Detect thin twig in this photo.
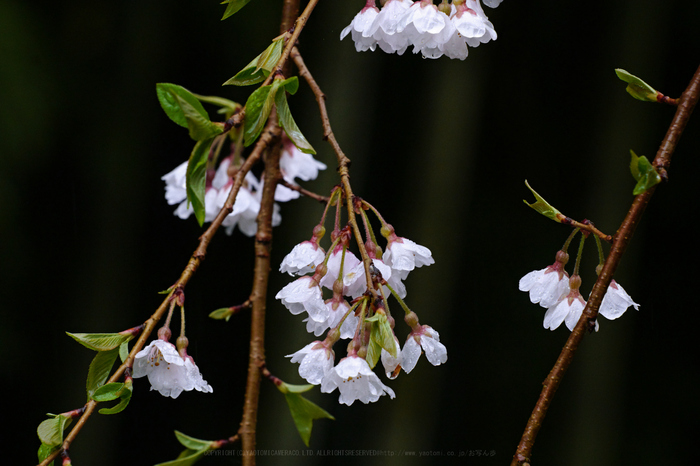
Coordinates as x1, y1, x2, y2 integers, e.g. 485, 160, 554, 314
279, 179, 329, 203
292, 47, 376, 295
511, 63, 700, 466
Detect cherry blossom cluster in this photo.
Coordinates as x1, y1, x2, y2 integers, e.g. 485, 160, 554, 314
519, 249, 640, 332
277, 196, 447, 405
133, 335, 212, 399
162, 135, 326, 236
341, 0, 502, 60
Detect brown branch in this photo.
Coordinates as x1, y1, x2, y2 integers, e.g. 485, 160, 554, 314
260, 0, 320, 88
291, 47, 376, 295
556, 215, 613, 243
279, 179, 329, 203
239, 114, 282, 466
511, 63, 700, 466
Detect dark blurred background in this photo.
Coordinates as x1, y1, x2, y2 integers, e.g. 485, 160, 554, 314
3, 0, 700, 464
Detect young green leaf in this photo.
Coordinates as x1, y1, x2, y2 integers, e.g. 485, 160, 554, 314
243, 84, 276, 146
279, 76, 299, 95
275, 90, 316, 154
223, 38, 283, 87
174, 431, 216, 450
66, 332, 133, 351
86, 347, 120, 400
208, 307, 233, 321
153, 431, 215, 466
156, 83, 223, 141
119, 341, 129, 363
615, 69, 659, 102
365, 337, 382, 369
156, 83, 209, 128
37, 414, 72, 447
98, 379, 133, 415
186, 137, 215, 226
283, 391, 334, 446
523, 180, 563, 223
221, 0, 255, 21
92, 382, 126, 402
38, 442, 58, 466
629, 150, 661, 195
154, 448, 210, 466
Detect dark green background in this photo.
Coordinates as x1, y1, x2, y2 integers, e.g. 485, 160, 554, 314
2, 0, 699, 464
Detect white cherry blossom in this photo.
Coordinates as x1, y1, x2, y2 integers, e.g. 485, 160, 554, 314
401, 325, 448, 374
598, 280, 639, 320
279, 241, 326, 276
519, 256, 570, 309
276, 276, 328, 322
132, 340, 212, 398
366, 0, 413, 54
320, 355, 396, 405
383, 237, 434, 273
340, 2, 381, 52
544, 289, 599, 332
286, 341, 335, 385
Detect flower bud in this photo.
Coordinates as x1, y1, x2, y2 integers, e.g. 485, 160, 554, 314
555, 250, 569, 266
569, 275, 582, 290
404, 311, 420, 329
176, 336, 189, 352
157, 327, 172, 341
312, 224, 326, 239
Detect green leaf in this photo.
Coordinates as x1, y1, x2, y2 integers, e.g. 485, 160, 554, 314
119, 341, 129, 363
223, 37, 283, 87
92, 382, 125, 402
523, 180, 562, 223
154, 448, 210, 466
98, 379, 133, 415
368, 313, 397, 358
158, 286, 175, 295
66, 332, 133, 351
283, 391, 334, 446
156, 83, 223, 141
86, 347, 120, 400
243, 84, 276, 146
156, 83, 209, 129
38, 443, 57, 466
153, 431, 215, 466
186, 138, 215, 226
281, 383, 314, 394
629, 150, 661, 195
223, 56, 269, 87
37, 414, 72, 447
615, 69, 659, 102
365, 337, 381, 369
174, 431, 215, 450
279, 76, 299, 95
208, 307, 232, 321
221, 0, 255, 20
275, 90, 316, 154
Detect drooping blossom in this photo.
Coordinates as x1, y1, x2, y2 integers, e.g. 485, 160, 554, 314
286, 341, 335, 385
320, 355, 396, 405
132, 340, 212, 398
598, 280, 639, 320
401, 325, 448, 373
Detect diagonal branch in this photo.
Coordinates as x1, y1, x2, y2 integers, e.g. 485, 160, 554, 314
291, 47, 376, 295
511, 63, 700, 466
